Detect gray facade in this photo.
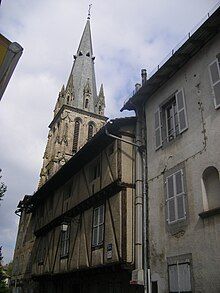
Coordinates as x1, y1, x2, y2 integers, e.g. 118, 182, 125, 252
122, 6, 220, 293
146, 31, 220, 292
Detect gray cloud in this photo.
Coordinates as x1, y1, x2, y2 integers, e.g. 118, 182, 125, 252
0, 0, 219, 263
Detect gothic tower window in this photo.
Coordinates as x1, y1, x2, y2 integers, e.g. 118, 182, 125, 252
99, 105, 102, 114
72, 120, 80, 154
85, 98, 89, 109
88, 123, 94, 140
67, 95, 70, 104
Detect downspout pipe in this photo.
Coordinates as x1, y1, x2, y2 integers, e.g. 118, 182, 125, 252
131, 106, 144, 285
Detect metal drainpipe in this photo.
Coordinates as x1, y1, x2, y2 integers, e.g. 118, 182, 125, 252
134, 106, 144, 278
141, 107, 150, 293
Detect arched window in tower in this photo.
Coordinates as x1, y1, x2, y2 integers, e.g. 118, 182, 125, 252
72, 120, 80, 154
88, 123, 94, 140
85, 99, 89, 109
202, 166, 220, 210
99, 105, 102, 114
67, 95, 70, 104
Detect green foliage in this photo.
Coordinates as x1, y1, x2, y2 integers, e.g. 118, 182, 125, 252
0, 266, 9, 293
0, 169, 7, 203
4, 263, 12, 278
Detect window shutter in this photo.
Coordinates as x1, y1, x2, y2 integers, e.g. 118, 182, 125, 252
209, 59, 220, 109
166, 175, 176, 223
154, 108, 162, 149
168, 265, 178, 292
175, 170, 186, 220
175, 89, 188, 133
178, 263, 191, 291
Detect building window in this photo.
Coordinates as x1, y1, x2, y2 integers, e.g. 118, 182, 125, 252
72, 120, 80, 154
155, 88, 188, 149
92, 205, 105, 247
168, 257, 192, 293
60, 225, 70, 258
99, 105, 102, 114
88, 123, 94, 140
165, 97, 179, 142
209, 57, 220, 109
202, 166, 220, 210
166, 169, 186, 224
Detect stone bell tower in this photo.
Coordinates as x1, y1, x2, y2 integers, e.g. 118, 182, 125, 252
39, 15, 107, 187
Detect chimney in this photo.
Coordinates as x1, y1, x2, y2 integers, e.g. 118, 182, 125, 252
141, 69, 147, 85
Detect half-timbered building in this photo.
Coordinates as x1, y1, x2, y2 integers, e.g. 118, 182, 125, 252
11, 12, 144, 293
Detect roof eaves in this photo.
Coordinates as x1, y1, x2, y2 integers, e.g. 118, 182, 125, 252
121, 5, 220, 111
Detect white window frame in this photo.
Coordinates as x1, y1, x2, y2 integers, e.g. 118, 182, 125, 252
165, 98, 179, 142
92, 205, 105, 247
155, 88, 187, 149
209, 58, 220, 109
166, 169, 186, 224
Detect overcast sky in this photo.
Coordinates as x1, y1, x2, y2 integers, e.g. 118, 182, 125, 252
0, 0, 219, 263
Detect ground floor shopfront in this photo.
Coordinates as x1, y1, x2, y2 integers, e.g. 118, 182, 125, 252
12, 266, 144, 293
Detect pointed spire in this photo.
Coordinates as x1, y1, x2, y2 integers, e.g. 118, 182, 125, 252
96, 84, 105, 115
87, 4, 92, 20
66, 15, 98, 113
99, 84, 104, 97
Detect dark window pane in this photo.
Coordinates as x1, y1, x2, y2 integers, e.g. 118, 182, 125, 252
92, 227, 98, 246
167, 176, 174, 198
93, 208, 99, 226
98, 224, 104, 244
168, 198, 175, 222
177, 194, 185, 219
175, 171, 183, 194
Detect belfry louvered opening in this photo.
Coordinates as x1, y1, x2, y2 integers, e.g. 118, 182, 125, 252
72, 120, 80, 154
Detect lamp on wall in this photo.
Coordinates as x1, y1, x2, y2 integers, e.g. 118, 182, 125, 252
61, 222, 68, 232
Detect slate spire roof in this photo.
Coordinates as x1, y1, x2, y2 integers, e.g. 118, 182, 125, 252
66, 18, 98, 113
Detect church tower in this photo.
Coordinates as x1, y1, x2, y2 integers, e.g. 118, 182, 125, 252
39, 15, 107, 187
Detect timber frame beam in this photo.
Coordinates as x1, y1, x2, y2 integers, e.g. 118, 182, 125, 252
34, 180, 134, 237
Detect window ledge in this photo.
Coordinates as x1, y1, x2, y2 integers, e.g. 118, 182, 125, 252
199, 207, 220, 219
92, 244, 103, 251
